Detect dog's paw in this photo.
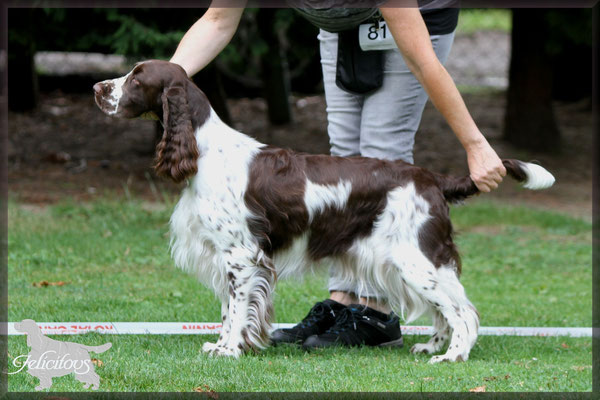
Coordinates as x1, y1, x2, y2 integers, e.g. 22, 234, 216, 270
207, 345, 242, 358
202, 341, 244, 357
202, 342, 219, 353
428, 351, 468, 364
410, 343, 436, 355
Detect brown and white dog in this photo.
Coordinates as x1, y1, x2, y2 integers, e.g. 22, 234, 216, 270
94, 60, 555, 362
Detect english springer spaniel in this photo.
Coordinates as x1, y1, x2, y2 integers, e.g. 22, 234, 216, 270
93, 60, 555, 362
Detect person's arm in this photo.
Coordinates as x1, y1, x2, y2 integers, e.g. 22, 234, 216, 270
170, 1, 247, 77
380, 5, 506, 192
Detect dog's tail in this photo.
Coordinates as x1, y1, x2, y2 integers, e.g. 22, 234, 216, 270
79, 342, 112, 353
436, 159, 555, 203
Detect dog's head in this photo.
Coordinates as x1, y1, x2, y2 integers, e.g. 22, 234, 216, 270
14, 319, 43, 349
94, 59, 188, 118
13, 319, 39, 334
93, 60, 211, 182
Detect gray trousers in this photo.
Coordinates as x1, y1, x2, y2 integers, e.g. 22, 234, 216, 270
319, 28, 455, 298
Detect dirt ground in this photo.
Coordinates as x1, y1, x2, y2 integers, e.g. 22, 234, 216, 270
7, 90, 593, 221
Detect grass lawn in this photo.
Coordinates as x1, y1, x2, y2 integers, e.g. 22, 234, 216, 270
456, 9, 512, 34
7, 196, 592, 392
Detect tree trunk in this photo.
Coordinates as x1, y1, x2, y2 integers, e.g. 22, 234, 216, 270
549, 9, 592, 102
504, 9, 560, 152
257, 9, 293, 125
193, 63, 231, 125
8, 9, 38, 112
551, 41, 591, 102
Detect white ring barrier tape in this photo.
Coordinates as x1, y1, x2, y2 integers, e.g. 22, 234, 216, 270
5, 322, 593, 337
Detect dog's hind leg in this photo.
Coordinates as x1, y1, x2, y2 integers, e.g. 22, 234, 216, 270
390, 247, 479, 363
426, 267, 479, 363
75, 371, 100, 390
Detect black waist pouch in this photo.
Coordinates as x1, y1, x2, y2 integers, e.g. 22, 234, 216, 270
335, 27, 384, 95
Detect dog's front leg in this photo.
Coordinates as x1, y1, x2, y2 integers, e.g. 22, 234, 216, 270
205, 250, 275, 358
29, 369, 52, 391
202, 299, 231, 354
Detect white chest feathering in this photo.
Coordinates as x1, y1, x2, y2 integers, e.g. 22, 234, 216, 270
167, 110, 263, 290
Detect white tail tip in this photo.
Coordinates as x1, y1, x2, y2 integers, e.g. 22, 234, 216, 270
521, 162, 555, 190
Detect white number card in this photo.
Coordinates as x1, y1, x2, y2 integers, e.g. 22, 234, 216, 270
358, 21, 398, 51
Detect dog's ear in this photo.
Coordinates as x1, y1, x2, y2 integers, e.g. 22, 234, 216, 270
26, 325, 43, 349
154, 86, 199, 183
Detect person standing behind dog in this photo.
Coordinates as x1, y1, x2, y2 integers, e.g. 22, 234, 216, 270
170, 0, 507, 349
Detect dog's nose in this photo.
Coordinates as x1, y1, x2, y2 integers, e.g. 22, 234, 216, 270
93, 82, 103, 95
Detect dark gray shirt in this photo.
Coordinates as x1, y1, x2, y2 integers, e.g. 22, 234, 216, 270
291, 0, 459, 34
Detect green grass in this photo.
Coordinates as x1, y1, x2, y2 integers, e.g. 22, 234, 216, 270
7, 197, 592, 392
457, 9, 512, 34
7, 334, 592, 392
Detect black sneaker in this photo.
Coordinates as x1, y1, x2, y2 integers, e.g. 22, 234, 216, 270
271, 299, 347, 345
302, 304, 403, 349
